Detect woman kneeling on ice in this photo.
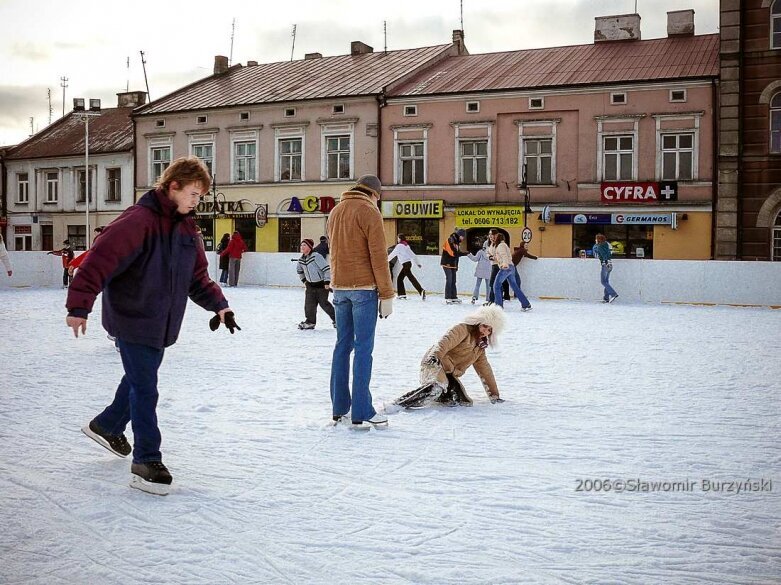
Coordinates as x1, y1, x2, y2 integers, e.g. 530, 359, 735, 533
393, 305, 506, 409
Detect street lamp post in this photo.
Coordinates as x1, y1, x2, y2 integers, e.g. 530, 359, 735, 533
211, 177, 226, 252
73, 98, 101, 249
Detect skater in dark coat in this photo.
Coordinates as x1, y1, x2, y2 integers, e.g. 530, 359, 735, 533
393, 305, 506, 409
48, 240, 75, 287
296, 238, 335, 329
215, 233, 230, 284
441, 229, 466, 303
66, 156, 239, 495
313, 235, 329, 257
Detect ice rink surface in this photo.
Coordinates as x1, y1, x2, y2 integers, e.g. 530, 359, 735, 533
1, 286, 779, 584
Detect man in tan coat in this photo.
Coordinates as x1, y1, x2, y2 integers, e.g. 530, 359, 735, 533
327, 175, 395, 428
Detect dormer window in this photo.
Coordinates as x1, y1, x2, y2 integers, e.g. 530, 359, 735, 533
529, 97, 544, 110
403, 105, 418, 117
196, 115, 208, 124
240, 111, 250, 121
155, 119, 165, 128
669, 89, 687, 103
332, 104, 345, 114
284, 107, 296, 118
611, 92, 627, 105
466, 101, 480, 113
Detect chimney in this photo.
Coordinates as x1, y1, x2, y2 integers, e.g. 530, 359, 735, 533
452, 29, 466, 54
305, 52, 323, 60
350, 41, 373, 55
214, 55, 229, 75
667, 9, 695, 37
594, 13, 641, 42
116, 91, 147, 108
247, 60, 258, 66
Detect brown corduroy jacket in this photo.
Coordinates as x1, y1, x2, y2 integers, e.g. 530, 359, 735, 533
327, 190, 394, 300
426, 323, 499, 398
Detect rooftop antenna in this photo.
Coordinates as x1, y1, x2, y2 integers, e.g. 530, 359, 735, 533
47, 88, 53, 125
29, 117, 34, 136
384, 21, 387, 54
140, 51, 151, 101
59, 76, 68, 117
634, 0, 638, 12
229, 18, 236, 65
126, 56, 130, 92
460, 0, 464, 32
290, 24, 297, 61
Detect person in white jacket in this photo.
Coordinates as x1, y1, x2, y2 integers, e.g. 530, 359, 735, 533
0, 234, 12, 277
387, 234, 426, 300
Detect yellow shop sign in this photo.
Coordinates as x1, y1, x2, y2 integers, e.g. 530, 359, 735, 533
381, 200, 444, 219
455, 206, 524, 228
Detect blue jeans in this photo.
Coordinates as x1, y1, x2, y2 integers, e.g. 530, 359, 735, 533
443, 267, 458, 300
493, 267, 531, 308
330, 290, 379, 422
472, 277, 489, 300
600, 263, 618, 301
94, 339, 165, 464
219, 268, 229, 283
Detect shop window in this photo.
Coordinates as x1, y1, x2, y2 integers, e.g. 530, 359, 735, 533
603, 135, 634, 181
773, 210, 781, 261
772, 0, 781, 49
278, 217, 301, 252
396, 218, 440, 255
572, 224, 653, 259
235, 218, 256, 252
68, 224, 87, 251
661, 133, 694, 180
464, 228, 510, 255
459, 140, 488, 184
41, 225, 53, 251
15, 234, 32, 250
195, 218, 214, 251
398, 142, 425, 185
523, 138, 553, 184
771, 93, 781, 153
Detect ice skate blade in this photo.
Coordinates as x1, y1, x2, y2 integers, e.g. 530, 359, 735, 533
130, 474, 171, 496
350, 421, 389, 431
81, 424, 127, 458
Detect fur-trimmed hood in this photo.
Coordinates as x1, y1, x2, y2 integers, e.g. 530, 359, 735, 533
461, 305, 505, 345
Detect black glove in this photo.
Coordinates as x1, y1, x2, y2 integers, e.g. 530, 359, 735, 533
209, 311, 242, 334
425, 355, 441, 366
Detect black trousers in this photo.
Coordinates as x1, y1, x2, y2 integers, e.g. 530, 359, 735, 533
443, 267, 458, 300
397, 261, 423, 296
395, 373, 471, 408
487, 264, 510, 303
304, 285, 335, 325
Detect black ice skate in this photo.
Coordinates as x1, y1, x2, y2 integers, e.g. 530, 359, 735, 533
81, 419, 131, 457
297, 321, 315, 330
130, 461, 172, 496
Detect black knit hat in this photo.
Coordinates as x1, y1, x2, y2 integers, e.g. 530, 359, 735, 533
301, 238, 315, 251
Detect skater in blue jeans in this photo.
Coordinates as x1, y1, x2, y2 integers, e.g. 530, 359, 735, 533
327, 175, 395, 429
491, 234, 532, 310
592, 233, 618, 303
66, 157, 239, 495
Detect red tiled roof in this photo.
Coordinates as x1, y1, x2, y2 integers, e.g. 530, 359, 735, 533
137, 45, 453, 115
6, 107, 134, 160
389, 35, 719, 96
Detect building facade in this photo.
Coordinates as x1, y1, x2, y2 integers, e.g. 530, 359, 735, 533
3, 92, 144, 251
717, 0, 781, 260
379, 11, 718, 260
133, 39, 465, 251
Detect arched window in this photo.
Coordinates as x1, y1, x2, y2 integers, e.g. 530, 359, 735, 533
773, 0, 781, 49
773, 210, 781, 261
772, 93, 781, 152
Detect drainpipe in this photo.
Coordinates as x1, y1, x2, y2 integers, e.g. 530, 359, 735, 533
377, 87, 386, 184
132, 116, 138, 202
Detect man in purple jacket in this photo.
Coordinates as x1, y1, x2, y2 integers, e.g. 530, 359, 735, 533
66, 157, 238, 495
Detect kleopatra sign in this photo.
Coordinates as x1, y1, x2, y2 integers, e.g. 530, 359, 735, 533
455, 206, 524, 228
600, 181, 678, 203
381, 200, 443, 219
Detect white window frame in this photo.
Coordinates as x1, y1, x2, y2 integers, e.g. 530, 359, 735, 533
45, 170, 59, 203
320, 123, 354, 181
403, 105, 418, 117
397, 141, 426, 185
517, 119, 559, 186
458, 140, 489, 184
17, 172, 29, 204
602, 135, 635, 181
148, 137, 173, 185
669, 89, 687, 103
771, 94, 781, 153
196, 114, 208, 124
274, 126, 306, 182
332, 104, 345, 115
189, 133, 216, 178
660, 133, 695, 181
772, 0, 781, 50
284, 107, 296, 118
653, 113, 701, 180
229, 129, 259, 183
392, 126, 429, 185
611, 92, 627, 105
155, 119, 166, 128
529, 97, 545, 110
466, 101, 480, 113
453, 123, 492, 185
596, 116, 641, 181
240, 111, 250, 121
106, 168, 121, 202
76, 168, 94, 203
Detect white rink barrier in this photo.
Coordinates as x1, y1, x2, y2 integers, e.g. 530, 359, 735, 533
3, 251, 780, 307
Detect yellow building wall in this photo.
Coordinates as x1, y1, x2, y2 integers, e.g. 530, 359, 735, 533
255, 218, 278, 252
653, 212, 712, 260
214, 218, 233, 242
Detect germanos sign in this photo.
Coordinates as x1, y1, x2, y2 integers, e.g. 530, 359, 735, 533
601, 182, 677, 203
381, 200, 443, 219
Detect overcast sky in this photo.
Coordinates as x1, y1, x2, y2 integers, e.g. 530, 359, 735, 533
0, 0, 719, 147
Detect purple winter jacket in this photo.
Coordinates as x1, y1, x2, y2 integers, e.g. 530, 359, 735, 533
66, 189, 228, 348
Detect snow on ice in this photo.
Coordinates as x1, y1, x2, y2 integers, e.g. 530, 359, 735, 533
0, 286, 779, 584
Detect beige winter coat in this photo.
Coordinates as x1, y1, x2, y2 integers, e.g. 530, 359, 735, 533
423, 323, 499, 399
327, 190, 394, 300
494, 242, 513, 269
